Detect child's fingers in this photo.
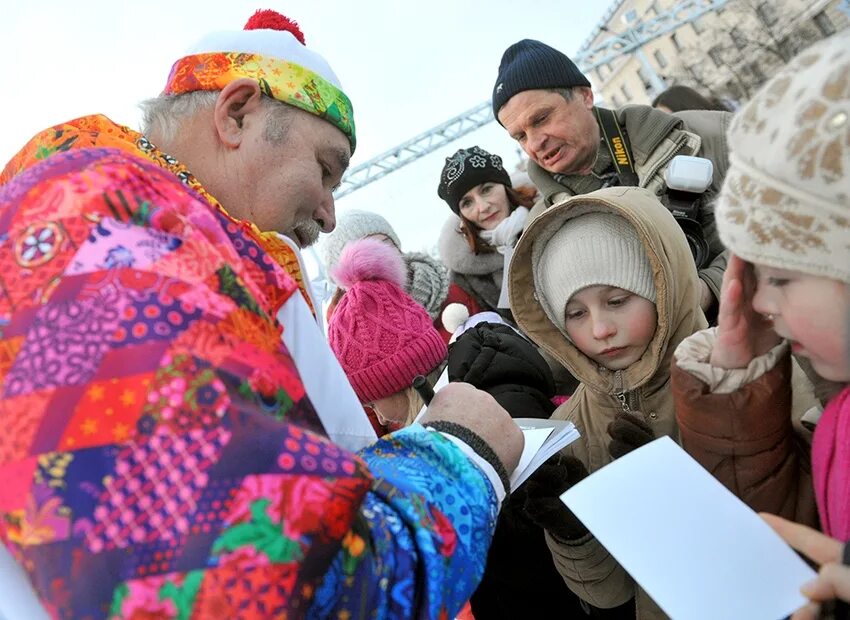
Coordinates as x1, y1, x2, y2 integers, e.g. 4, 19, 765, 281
726, 253, 746, 279
724, 254, 748, 291
790, 601, 820, 620
718, 277, 743, 330
761, 513, 843, 565
801, 563, 850, 602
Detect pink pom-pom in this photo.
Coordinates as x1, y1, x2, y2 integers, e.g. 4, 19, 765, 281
244, 10, 306, 45
331, 238, 407, 290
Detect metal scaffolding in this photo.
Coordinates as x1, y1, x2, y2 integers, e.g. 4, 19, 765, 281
335, 0, 729, 199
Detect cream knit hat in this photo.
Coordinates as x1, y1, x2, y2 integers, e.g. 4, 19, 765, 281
532, 212, 656, 334
716, 30, 850, 283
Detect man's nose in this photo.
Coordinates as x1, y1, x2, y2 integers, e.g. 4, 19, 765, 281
528, 130, 547, 158
316, 195, 336, 233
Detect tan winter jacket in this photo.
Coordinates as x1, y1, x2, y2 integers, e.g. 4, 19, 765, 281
528, 105, 731, 303
509, 186, 708, 619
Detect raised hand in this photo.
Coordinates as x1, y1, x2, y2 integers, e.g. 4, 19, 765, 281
710, 254, 782, 369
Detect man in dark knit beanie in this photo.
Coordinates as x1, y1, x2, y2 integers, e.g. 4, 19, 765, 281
492, 38, 732, 318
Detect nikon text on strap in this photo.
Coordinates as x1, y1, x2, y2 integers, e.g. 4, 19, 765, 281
595, 108, 639, 187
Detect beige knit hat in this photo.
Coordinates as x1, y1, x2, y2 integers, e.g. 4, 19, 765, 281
532, 212, 656, 335
716, 30, 850, 284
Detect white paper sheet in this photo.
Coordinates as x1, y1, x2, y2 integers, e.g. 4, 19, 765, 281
561, 437, 815, 620
511, 427, 553, 486
511, 419, 581, 489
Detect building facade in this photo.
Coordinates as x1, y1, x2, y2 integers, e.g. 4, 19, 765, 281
578, 0, 849, 109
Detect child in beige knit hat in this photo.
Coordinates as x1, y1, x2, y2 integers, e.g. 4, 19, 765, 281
508, 185, 707, 617
670, 30, 850, 616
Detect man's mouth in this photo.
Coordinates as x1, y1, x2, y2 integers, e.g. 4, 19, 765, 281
541, 146, 564, 166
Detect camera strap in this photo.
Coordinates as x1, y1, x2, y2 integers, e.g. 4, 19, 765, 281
595, 108, 639, 187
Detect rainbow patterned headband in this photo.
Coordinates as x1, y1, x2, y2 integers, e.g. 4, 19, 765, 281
163, 52, 356, 151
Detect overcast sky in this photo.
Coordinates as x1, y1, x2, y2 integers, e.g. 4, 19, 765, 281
1, 1, 611, 254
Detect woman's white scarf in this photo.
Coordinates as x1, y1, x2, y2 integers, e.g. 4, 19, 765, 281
478, 207, 530, 309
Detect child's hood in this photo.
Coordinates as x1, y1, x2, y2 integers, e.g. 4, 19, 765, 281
509, 186, 708, 396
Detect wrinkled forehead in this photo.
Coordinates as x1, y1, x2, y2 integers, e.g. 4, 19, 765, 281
499, 89, 567, 132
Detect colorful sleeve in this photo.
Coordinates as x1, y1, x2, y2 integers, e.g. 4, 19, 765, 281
310, 425, 499, 619
0, 147, 377, 619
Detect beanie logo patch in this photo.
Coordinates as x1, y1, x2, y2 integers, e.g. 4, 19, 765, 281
444, 152, 466, 185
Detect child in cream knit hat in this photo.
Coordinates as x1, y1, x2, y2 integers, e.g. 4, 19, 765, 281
508, 185, 707, 618
670, 30, 850, 615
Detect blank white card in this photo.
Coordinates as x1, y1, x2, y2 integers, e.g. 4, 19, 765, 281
562, 437, 816, 620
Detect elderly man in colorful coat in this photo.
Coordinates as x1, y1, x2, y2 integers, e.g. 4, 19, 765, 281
0, 10, 523, 619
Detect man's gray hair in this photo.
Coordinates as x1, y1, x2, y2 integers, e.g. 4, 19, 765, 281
139, 91, 219, 142
139, 91, 295, 144
547, 87, 576, 103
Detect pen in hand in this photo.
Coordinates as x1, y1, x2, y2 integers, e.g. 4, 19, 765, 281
412, 375, 435, 406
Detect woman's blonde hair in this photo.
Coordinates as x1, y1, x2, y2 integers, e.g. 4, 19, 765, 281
400, 363, 446, 427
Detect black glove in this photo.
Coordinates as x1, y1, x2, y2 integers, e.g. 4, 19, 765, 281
607, 412, 654, 460
522, 455, 589, 540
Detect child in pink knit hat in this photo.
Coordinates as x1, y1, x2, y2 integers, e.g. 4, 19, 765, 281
328, 238, 448, 430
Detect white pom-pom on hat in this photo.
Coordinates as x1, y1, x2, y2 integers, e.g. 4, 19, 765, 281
441, 303, 470, 333
182, 9, 343, 89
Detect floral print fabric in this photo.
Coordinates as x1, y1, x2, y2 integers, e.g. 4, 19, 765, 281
0, 118, 498, 619
0, 114, 315, 316
164, 52, 356, 151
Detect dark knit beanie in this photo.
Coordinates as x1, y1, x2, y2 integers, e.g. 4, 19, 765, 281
437, 146, 512, 214
492, 39, 591, 121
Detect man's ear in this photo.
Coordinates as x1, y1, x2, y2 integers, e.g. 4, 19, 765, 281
578, 86, 594, 109
213, 78, 265, 148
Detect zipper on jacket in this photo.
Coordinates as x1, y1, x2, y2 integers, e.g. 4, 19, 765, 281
614, 371, 641, 414
614, 371, 631, 413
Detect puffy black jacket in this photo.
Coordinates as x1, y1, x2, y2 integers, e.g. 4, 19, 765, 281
448, 323, 586, 618
449, 323, 556, 420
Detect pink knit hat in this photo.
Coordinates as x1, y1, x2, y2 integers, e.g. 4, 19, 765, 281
328, 238, 447, 403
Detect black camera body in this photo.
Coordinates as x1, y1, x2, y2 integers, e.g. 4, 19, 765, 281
663, 156, 714, 269
663, 189, 711, 269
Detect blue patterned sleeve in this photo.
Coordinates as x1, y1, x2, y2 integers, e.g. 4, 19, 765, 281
309, 424, 499, 619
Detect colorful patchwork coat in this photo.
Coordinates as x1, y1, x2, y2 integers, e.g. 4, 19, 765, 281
0, 116, 498, 619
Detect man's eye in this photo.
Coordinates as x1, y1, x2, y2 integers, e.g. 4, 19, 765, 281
533, 114, 547, 126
